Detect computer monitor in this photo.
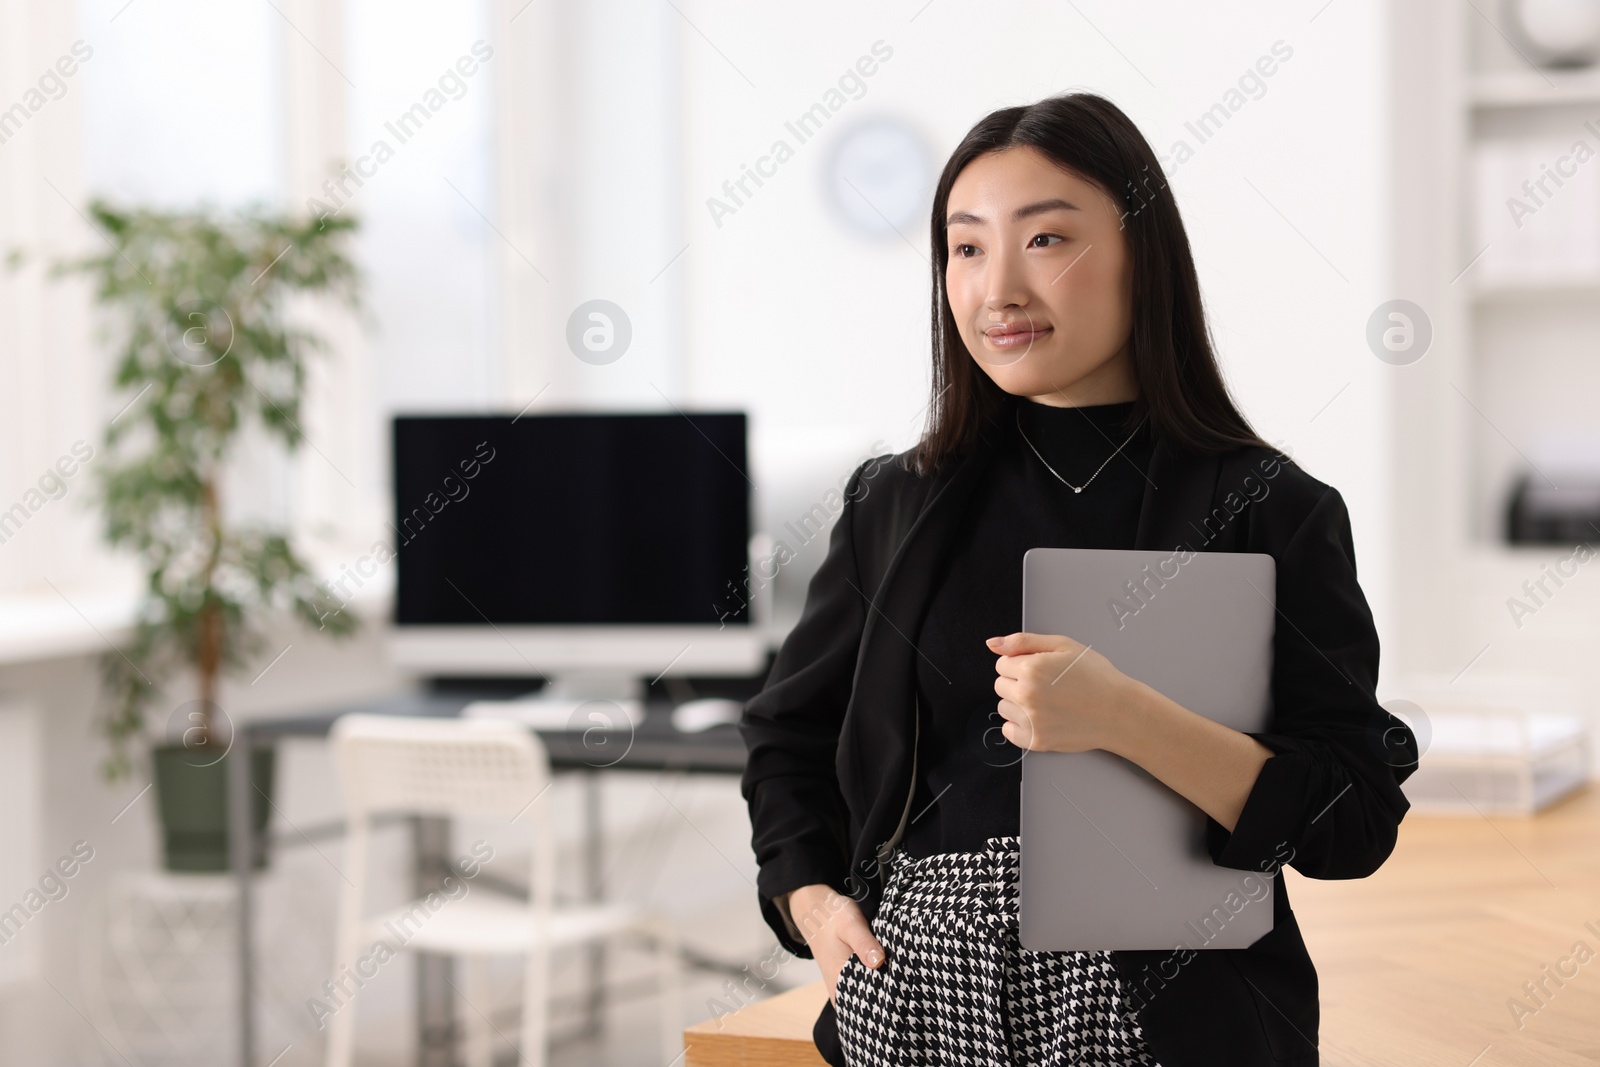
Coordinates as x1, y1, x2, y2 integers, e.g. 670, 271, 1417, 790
387, 412, 766, 688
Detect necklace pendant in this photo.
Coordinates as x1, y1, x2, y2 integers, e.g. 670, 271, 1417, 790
1014, 407, 1147, 499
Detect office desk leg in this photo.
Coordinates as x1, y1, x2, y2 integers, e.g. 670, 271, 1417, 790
414, 816, 455, 1067
229, 737, 256, 1067
581, 768, 605, 1039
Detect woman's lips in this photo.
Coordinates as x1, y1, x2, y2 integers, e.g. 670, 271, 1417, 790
984, 325, 1052, 348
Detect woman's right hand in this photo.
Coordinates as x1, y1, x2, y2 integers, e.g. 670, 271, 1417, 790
785, 883, 887, 1005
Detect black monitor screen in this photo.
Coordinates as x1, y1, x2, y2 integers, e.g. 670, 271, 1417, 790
393, 413, 749, 626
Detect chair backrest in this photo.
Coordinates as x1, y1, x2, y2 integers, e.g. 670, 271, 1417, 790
331, 714, 551, 820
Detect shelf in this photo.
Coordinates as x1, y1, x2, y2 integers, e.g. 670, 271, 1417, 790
1455, 544, 1599, 601
1470, 68, 1600, 108
1464, 543, 1596, 567
1469, 274, 1600, 301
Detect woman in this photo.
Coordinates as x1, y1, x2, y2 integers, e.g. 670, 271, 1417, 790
739, 92, 1416, 1067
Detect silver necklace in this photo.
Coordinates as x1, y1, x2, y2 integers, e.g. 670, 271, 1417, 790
1014, 406, 1146, 494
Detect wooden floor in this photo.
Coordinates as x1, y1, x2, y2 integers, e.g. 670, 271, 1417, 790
1288, 782, 1600, 1066
685, 784, 1600, 1066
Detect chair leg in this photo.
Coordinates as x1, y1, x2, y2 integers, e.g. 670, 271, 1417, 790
462, 956, 494, 1067
520, 945, 550, 1067
654, 919, 682, 1066
324, 829, 371, 1067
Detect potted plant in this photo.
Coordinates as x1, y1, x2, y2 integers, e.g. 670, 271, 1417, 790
55, 201, 363, 871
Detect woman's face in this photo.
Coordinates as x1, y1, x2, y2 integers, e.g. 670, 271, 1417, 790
944, 146, 1136, 407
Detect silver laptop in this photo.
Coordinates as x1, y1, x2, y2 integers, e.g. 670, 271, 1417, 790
1018, 547, 1277, 951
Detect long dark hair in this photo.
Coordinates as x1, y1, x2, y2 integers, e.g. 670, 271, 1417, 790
915, 92, 1268, 474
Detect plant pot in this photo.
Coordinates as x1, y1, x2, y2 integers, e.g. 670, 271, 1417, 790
151, 744, 275, 873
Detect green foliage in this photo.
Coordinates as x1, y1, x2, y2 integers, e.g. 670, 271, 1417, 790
53, 201, 365, 780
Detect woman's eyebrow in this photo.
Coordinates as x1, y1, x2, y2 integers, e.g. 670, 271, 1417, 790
947, 198, 1082, 227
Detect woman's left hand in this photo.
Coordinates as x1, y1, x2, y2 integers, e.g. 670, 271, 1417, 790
987, 631, 1141, 754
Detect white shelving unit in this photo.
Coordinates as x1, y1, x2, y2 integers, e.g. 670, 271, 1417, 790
1381, 673, 1590, 814
1469, 69, 1600, 108
1387, 2, 1600, 781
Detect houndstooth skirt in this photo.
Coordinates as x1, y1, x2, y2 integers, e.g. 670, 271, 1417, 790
831, 835, 1164, 1067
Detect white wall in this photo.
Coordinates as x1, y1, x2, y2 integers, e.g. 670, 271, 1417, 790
345, 0, 498, 416
22, 0, 1399, 634
678, 0, 1394, 638
9, 1, 1398, 612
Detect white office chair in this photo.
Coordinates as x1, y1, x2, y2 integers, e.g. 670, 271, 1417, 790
324, 714, 681, 1067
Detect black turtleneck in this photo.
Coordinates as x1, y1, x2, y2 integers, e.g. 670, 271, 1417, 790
900, 398, 1154, 860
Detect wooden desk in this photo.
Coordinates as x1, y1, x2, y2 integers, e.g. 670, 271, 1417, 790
683, 783, 1600, 1066
231, 687, 750, 1067
683, 981, 830, 1067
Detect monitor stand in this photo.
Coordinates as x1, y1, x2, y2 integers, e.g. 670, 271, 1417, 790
460, 671, 646, 731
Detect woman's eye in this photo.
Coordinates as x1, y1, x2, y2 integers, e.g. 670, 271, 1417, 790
1030, 233, 1065, 248
953, 243, 979, 258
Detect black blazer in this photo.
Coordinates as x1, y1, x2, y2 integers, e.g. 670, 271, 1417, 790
739, 427, 1417, 1067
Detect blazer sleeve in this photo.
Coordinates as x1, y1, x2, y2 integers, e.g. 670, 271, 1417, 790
1205, 484, 1417, 880
739, 461, 875, 958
